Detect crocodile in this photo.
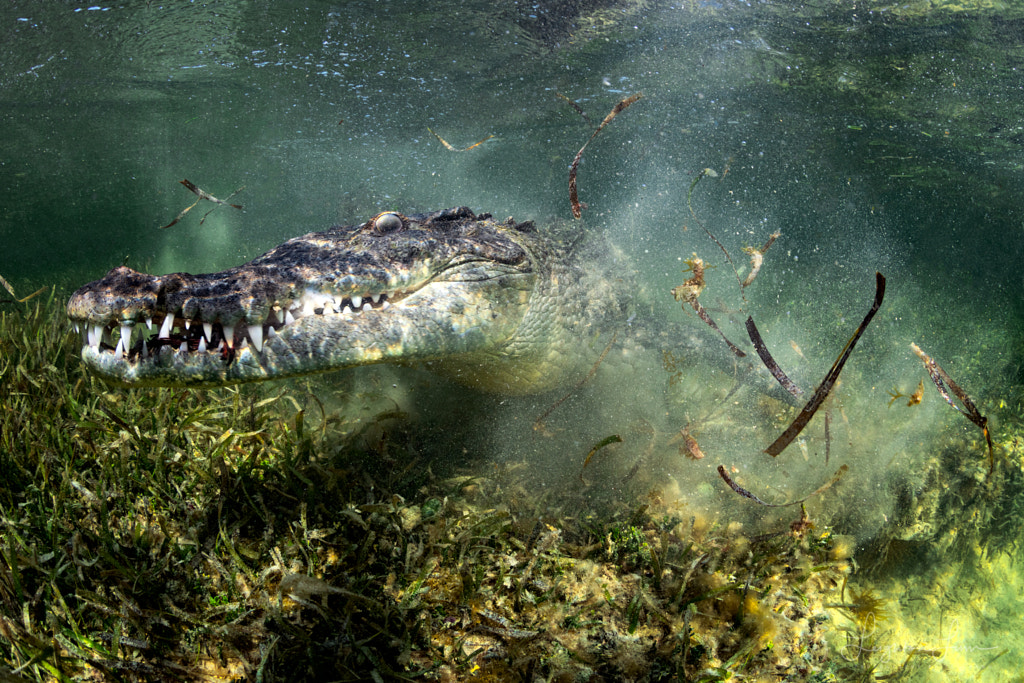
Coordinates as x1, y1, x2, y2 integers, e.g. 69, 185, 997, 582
66, 207, 629, 393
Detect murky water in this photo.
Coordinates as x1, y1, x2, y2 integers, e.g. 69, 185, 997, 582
2, 1, 1023, 679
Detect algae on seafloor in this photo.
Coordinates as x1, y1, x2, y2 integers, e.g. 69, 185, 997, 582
1, 296, 1024, 681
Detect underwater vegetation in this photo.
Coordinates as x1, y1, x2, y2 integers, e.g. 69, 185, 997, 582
1, 293, 1023, 681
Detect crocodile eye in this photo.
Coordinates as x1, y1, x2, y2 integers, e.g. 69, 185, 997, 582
373, 212, 404, 234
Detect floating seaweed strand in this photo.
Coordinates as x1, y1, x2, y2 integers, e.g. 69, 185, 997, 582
717, 464, 849, 507
160, 179, 245, 230
910, 342, 994, 473
745, 316, 803, 398
764, 272, 886, 457
427, 127, 494, 152
569, 93, 642, 219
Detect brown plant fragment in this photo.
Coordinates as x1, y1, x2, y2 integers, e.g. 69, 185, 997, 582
672, 255, 746, 358
717, 464, 848, 508
579, 434, 623, 482
741, 231, 781, 288
569, 93, 642, 218
745, 316, 803, 397
427, 127, 494, 152
160, 179, 244, 229
764, 272, 886, 457
910, 342, 994, 471
555, 92, 591, 123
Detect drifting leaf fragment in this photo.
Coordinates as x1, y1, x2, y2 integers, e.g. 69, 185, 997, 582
160, 179, 245, 229
0, 274, 48, 305
672, 255, 746, 358
764, 273, 886, 457
569, 92, 642, 218
741, 231, 781, 288
910, 342, 993, 468
427, 127, 494, 152
555, 92, 591, 123
0, 273, 14, 298
717, 464, 849, 507
580, 434, 623, 481
745, 317, 803, 397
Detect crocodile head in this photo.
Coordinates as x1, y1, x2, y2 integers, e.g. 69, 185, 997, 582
66, 207, 591, 393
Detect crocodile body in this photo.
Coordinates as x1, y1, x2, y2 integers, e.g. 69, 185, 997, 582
67, 208, 629, 393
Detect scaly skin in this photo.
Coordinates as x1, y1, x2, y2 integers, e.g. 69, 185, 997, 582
67, 207, 628, 393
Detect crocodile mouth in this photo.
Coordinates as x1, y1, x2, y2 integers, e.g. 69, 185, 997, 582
74, 287, 410, 365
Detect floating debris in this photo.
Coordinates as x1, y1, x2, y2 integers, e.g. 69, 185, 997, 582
569, 92, 642, 218
671, 255, 746, 358
741, 231, 781, 288
718, 464, 849, 507
555, 91, 591, 123
669, 426, 705, 460
888, 379, 925, 408
764, 273, 886, 457
745, 316, 803, 397
580, 434, 623, 481
160, 178, 245, 229
426, 127, 494, 151
0, 272, 47, 304
910, 342, 993, 469
0, 273, 14, 299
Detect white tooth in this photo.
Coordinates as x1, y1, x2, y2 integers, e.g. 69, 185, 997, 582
302, 299, 318, 317
184, 320, 191, 330
284, 310, 296, 325
248, 325, 263, 352
371, 293, 381, 304
114, 337, 125, 356
362, 302, 373, 312
239, 338, 248, 350
120, 324, 133, 350
142, 339, 148, 357
267, 326, 277, 338
203, 322, 213, 341
73, 323, 80, 334
159, 315, 174, 339
342, 305, 353, 315
198, 336, 207, 353
179, 342, 187, 352
382, 301, 391, 310
351, 295, 362, 308
223, 325, 235, 348
145, 317, 153, 330
89, 325, 102, 348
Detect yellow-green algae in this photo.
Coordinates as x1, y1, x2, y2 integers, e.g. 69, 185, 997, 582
1, 296, 1022, 682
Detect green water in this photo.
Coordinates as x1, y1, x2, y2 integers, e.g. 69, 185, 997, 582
2, 1, 1023, 679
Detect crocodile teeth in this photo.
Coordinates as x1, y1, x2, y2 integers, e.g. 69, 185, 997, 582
198, 336, 207, 353
362, 302, 373, 312
351, 295, 362, 309
223, 325, 235, 349
145, 317, 153, 330
89, 325, 102, 348
284, 310, 296, 325
203, 322, 213, 342
114, 336, 126, 357
159, 315, 174, 339
248, 325, 263, 352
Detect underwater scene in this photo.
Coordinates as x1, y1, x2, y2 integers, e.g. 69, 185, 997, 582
2, 1, 1023, 681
